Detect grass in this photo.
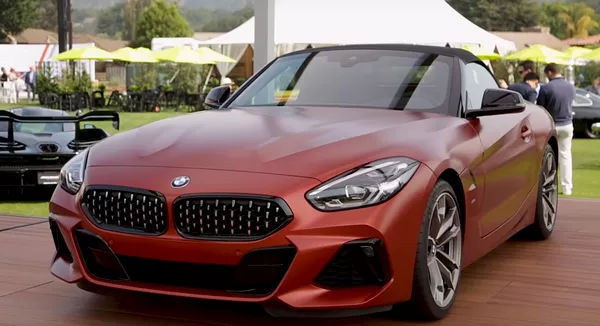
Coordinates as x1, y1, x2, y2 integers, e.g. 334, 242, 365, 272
1, 100, 600, 217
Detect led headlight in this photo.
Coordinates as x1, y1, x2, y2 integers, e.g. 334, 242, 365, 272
306, 157, 420, 211
59, 148, 90, 195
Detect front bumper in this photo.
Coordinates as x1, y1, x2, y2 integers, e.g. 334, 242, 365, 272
49, 165, 436, 313
0, 166, 61, 187
0, 154, 72, 187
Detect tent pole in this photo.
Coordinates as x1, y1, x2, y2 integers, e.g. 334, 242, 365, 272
253, 0, 275, 73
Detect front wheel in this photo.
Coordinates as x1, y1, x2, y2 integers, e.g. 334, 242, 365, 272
400, 180, 463, 320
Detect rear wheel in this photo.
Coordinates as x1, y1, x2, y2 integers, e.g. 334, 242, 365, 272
584, 121, 600, 139
523, 143, 558, 240
401, 180, 462, 320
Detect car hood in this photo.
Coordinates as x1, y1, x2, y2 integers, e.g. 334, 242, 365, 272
88, 106, 454, 181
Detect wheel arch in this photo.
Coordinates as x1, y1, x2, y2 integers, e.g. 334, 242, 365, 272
547, 136, 558, 165
438, 168, 466, 234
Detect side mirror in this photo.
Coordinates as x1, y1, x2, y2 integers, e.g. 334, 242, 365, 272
204, 86, 231, 109
465, 88, 526, 118
83, 124, 96, 129
75, 109, 83, 117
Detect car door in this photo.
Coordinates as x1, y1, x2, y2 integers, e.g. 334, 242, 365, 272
463, 63, 539, 237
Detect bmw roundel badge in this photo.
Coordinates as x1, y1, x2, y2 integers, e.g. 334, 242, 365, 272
171, 176, 190, 188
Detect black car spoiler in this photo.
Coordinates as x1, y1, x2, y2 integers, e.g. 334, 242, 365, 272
0, 110, 120, 149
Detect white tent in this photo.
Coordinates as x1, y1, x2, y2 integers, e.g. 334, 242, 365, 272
200, 0, 516, 77
0, 43, 96, 80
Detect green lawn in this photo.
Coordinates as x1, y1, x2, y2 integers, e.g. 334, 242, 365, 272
1, 101, 600, 217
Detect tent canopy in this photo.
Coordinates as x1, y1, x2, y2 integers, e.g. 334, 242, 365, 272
200, 0, 515, 54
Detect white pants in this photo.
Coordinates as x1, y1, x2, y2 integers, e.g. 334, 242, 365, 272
555, 123, 574, 193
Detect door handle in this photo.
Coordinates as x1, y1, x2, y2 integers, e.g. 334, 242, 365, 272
521, 125, 532, 142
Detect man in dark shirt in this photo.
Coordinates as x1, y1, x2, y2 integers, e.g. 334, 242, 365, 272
508, 60, 538, 102
0, 67, 7, 82
536, 63, 576, 195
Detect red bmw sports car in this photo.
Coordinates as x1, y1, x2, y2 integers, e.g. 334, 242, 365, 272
49, 44, 559, 320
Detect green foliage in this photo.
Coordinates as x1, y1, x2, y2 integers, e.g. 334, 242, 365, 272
96, 3, 126, 38
32, 0, 58, 31
0, 0, 39, 39
123, 0, 153, 41
36, 65, 60, 98
201, 6, 254, 32
131, 0, 193, 48
36, 63, 92, 97
448, 0, 540, 32
575, 61, 600, 86
539, 3, 570, 39
450, 0, 600, 39
156, 63, 210, 94
129, 64, 158, 90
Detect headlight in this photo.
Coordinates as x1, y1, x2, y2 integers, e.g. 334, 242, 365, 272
59, 148, 90, 195
306, 157, 420, 211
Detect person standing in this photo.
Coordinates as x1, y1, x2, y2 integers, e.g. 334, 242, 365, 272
536, 63, 576, 195
508, 60, 538, 102
25, 66, 37, 101
0, 67, 7, 82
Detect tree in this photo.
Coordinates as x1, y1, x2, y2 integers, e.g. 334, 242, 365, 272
0, 0, 39, 42
96, 3, 126, 38
124, 0, 153, 41
539, 3, 570, 39
32, 0, 58, 31
201, 6, 253, 32
557, 2, 599, 38
539, 2, 599, 39
448, 0, 541, 32
131, 0, 193, 48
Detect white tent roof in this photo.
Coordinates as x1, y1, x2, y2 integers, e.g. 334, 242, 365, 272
201, 0, 516, 54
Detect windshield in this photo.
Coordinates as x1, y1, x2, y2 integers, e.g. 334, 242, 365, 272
229, 49, 454, 113
0, 122, 75, 133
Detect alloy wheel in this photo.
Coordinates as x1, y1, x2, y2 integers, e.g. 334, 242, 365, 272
426, 192, 462, 308
541, 151, 558, 231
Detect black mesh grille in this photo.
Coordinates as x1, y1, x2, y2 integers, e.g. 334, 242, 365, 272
316, 248, 368, 287
173, 195, 293, 240
316, 239, 391, 288
81, 187, 167, 235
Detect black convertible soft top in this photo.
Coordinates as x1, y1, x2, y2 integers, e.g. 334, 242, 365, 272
279, 44, 483, 64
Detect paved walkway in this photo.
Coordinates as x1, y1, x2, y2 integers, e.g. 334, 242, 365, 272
1, 198, 600, 325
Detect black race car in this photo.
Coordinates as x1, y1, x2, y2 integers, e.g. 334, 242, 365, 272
574, 88, 600, 139
0, 107, 119, 191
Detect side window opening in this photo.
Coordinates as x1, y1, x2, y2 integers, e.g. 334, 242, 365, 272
464, 63, 499, 110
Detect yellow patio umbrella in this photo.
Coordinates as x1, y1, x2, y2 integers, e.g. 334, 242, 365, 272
135, 47, 156, 56
503, 44, 570, 65
564, 46, 592, 59
196, 47, 236, 63
154, 46, 215, 65
461, 45, 501, 60
576, 47, 600, 61
52, 45, 117, 61
111, 47, 158, 63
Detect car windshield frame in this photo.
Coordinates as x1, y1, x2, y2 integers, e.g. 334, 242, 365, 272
227, 48, 457, 115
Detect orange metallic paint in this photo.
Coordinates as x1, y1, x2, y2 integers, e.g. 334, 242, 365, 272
49, 102, 555, 312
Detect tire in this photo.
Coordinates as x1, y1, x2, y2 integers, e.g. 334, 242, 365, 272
523, 143, 559, 240
584, 122, 600, 139
399, 180, 463, 320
